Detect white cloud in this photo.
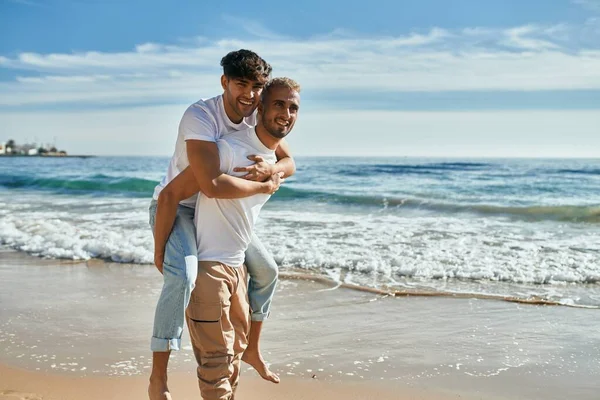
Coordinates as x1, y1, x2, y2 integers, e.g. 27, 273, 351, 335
502, 25, 560, 50
135, 43, 164, 53
1, 21, 600, 107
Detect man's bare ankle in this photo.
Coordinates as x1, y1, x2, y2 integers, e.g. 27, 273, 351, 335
149, 374, 168, 384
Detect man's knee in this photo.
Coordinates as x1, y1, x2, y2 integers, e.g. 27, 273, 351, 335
249, 261, 278, 289
163, 255, 198, 290
265, 262, 279, 284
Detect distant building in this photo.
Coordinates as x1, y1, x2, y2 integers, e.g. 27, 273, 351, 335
0, 140, 69, 156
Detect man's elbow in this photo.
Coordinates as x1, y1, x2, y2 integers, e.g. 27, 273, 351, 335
285, 159, 296, 177
200, 181, 218, 199
202, 190, 215, 199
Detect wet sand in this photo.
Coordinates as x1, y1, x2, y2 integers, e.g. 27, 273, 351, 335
1, 363, 432, 400
1, 249, 599, 399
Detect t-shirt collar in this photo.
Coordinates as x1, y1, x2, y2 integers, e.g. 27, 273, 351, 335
249, 127, 276, 155
219, 95, 255, 130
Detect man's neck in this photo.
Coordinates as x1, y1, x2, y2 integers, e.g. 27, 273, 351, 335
254, 124, 280, 150
222, 94, 243, 124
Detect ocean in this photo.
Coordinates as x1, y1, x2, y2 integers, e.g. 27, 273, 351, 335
1, 156, 599, 307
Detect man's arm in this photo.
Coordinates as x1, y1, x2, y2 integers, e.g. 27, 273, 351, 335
180, 105, 279, 198
186, 140, 280, 199
234, 138, 296, 181
153, 165, 283, 271
273, 139, 296, 177
153, 168, 199, 272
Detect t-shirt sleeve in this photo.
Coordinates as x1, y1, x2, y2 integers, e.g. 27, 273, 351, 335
179, 105, 219, 142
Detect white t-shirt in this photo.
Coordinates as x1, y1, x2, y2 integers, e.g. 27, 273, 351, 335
153, 95, 257, 208
195, 127, 277, 267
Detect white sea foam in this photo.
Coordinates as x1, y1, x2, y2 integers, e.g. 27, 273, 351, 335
0, 194, 153, 263
1, 191, 599, 305
256, 206, 600, 285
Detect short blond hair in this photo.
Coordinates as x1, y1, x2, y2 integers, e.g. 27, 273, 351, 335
261, 77, 301, 102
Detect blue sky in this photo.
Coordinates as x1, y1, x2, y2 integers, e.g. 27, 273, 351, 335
1, 0, 599, 157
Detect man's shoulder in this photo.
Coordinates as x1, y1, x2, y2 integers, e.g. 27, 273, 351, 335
191, 94, 221, 109
185, 95, 222, 116
181, 95, 223, 128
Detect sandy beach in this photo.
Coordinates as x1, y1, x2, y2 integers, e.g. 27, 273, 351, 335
1, 248, 599, 400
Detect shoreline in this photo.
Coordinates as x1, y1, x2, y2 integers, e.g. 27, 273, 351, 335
2, 246, 598, 309
1, 249, 599, 399
279, 271, 599, 308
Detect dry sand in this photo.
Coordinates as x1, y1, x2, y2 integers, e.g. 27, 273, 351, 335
1, 249, 599, 399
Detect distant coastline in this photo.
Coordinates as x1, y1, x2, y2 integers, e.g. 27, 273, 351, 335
0, 154, 95, 159
1, 139, 79, 157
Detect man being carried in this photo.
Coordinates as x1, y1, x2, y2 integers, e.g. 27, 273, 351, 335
149, 50, 293, 400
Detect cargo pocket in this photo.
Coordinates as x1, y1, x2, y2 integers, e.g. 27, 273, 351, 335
187, 302, 228, 358
188, 302, 222, 323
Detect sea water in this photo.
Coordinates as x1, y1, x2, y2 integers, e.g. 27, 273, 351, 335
1, 156, 599, 306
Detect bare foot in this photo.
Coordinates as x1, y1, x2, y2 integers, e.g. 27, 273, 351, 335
242, 348, 280, 383
148, 377, 172, 400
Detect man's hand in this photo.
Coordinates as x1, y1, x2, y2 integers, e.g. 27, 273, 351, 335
264, 172, 285, 195
234, 155, 274, 181
154, 251, 165, 274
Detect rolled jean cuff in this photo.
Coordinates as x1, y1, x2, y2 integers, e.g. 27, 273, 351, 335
250, 311, 270, 322
151, 337, 181, 352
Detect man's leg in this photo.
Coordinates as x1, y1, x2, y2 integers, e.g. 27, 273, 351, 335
187, 261, 245, 400
230, 264, 251, 398
148, 201, 198, 400
242, 233, 279, 383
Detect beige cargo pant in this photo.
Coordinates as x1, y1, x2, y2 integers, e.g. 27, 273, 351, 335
186, 261, 250, 400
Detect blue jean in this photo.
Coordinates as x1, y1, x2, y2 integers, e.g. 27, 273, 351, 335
148, 199, 278, 352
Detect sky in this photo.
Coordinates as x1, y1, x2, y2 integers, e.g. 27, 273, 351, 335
1, 0, 599, 157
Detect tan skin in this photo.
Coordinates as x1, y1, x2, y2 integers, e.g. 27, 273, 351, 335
149, 80, 297, 400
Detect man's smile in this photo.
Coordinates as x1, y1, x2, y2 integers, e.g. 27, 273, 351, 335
275, 118, 289, 127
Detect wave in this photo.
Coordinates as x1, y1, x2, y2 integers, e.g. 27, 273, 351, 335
1, 195, 599, 308
273, 187, 600, 223
556, 168, 600, 176
2, 173, 598, 223
0, 174, 157, 196
337, 161, 493, 176
279, 272, 599, 309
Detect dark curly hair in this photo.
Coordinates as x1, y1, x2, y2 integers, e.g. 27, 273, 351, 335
220, 49, 272, 81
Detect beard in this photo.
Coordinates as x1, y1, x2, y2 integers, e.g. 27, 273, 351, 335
265, 126, 289, 139
261, 112, 291, 139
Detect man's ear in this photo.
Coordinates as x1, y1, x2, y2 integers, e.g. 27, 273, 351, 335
220, 75, 228, 91
257, 101, 264, 114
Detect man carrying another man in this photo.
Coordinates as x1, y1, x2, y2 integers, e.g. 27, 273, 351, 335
149, 49, 298, 399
